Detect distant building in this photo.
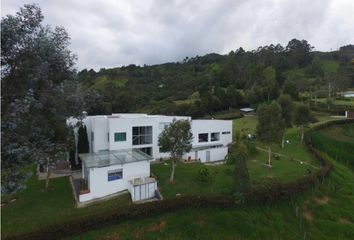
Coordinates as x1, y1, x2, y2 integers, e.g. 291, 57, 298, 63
240, 107, 255, 116
345, 111, 354, 119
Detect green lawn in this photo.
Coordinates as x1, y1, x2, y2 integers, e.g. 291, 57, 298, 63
234, 115, 319, 167
316, 98, 354, 107
152, 162, 234, 199
153, 116, 320, 199
1, 176, 132, 238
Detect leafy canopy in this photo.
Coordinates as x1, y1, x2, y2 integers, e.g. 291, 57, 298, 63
158, 119, 193, 158
1, 4, 80, 193
256, 101, 284, 144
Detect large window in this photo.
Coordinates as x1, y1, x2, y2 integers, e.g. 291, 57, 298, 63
138, 147, 152, 156
132, 126, 152, 145
108, 169, 123, 181
114, 132, 126, 142
198, 133, 208, 143
211, 132, 220, 142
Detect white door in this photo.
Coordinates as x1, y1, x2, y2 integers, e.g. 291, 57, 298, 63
195, 151, 198, 160
206, 151, 210, 162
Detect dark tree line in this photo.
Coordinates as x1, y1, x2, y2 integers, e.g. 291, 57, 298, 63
78, 40, 353, 117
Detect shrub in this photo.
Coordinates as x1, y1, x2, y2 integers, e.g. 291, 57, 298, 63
245, 141, 257, 155
198, 167, 211, 182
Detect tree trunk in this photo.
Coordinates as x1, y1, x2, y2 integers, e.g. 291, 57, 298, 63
315, 86, 317, 107
170, 158, 176, 182
327, 82, 331, 110
301, 125, 304, 142
268, 145, 271, 167
45, 157, 50, 190
281, 134, 285, 148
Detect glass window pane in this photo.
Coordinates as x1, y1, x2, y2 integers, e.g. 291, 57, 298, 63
114, 132, 126, 142
198, 133, 208, 142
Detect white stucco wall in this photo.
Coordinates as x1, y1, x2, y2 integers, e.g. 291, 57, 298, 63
184, 146, 228, 163
84, 160, 150, 200
91, 117, 109, 152
191, 120, 232, 148
82, 115, 232, 162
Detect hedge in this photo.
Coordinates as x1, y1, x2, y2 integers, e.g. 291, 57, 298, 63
6, 120, 353, 240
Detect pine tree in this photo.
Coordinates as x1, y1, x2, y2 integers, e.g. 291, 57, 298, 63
77, 125, 89, 153
233, 144, 250, 194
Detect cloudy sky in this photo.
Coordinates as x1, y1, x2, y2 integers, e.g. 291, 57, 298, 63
2, 0, 354, 70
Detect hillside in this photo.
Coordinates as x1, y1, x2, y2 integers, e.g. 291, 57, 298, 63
78, 41, 354, 117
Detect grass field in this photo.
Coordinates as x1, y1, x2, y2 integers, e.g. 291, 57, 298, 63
316, 98, 354, 107
312, 123, 354, 169
1, 177, 132, 238
90, 75, 128, 91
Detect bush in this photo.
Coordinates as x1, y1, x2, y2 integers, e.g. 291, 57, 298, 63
198, 167, 211, 182
245, 141, 257, 155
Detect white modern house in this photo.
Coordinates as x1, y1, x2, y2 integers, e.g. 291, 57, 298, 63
70, 113, 232, 203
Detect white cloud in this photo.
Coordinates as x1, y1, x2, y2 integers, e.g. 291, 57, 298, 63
2, 0, 354, 70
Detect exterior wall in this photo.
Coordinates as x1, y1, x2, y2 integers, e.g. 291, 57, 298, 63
91, 117, 109, 152
84, 160, 150, 201
184, 146, 228, 163
81, 115, 232, 162
129, 181, 157, 202
108, 117, 156, 152
191, 120, 232, 148
92, 115, 190, 159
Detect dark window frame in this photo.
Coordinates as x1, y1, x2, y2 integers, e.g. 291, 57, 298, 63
211, 132, 220, 142
198, 133, 209, 143
114, 132, 126, 142
132, 126, 152, 145
108, 169, 123, 181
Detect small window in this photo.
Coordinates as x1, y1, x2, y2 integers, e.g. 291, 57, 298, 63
108, 169, 122, 181
211, 132, 220, 142
114, 132, 126, 142
91, 132, 94, 141
222, 131, 231, 135
198, 133, 208, 142
107, 133, 109, 142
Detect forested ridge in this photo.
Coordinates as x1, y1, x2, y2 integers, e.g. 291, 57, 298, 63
78, 41, 354, 117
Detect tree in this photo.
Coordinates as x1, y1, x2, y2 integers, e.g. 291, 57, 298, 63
256, 102, 284, 167
158, 119, 193, 182
1, 4, 79, 193
277, 94, 294, 148
262, 66, 278, 102
233, 144, 250, 195
77, 125, 89, 154
283, 79, 298, 100
294, 103, 311, 142
285, 39, 313, 68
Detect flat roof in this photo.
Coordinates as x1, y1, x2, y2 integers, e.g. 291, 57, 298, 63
240, 108, 255, 112
80, 149, 153, 168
